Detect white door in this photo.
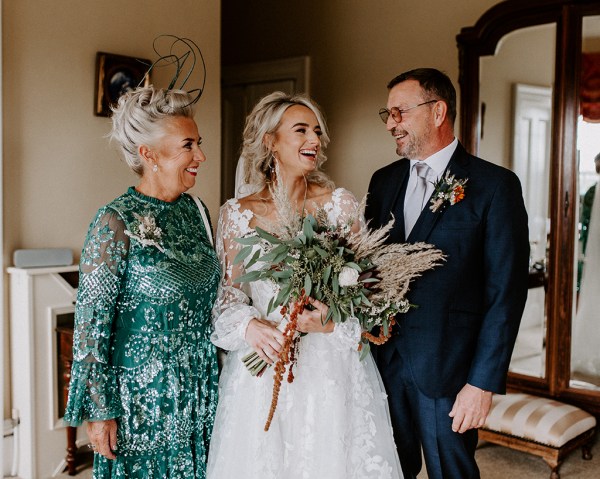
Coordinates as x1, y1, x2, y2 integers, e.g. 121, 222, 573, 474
509, 83, 552, 378
512, 83, 552, 250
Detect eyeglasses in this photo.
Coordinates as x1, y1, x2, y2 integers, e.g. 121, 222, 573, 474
378, 100, 438, 123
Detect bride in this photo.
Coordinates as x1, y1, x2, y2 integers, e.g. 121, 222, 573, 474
206, 92, 403, 479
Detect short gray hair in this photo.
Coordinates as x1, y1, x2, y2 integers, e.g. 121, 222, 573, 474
241, 91, 334, 191
109, 86, 195, 175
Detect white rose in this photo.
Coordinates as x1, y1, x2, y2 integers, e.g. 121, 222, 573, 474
338, 266, 359, 287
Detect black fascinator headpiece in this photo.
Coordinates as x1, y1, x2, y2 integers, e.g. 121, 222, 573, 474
141, 35, 207, 105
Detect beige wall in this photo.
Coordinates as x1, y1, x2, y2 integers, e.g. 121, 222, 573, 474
222, 0, 499, 199
2, 0, 221, 417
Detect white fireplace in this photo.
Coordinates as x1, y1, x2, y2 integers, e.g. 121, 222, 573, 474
7, 265, 85, 479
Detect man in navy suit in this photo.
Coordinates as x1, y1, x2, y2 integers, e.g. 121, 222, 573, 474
365, 68, 529, 479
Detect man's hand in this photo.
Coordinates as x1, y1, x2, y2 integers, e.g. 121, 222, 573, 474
448, 383, 492, 433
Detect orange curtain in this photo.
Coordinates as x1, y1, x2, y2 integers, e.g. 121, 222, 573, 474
581, 52, 600, 122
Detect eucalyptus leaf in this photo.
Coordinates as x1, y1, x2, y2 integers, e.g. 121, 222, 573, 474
272, 249, 292, 264
303, 217, 314, 242
333, 303, 342, 323
359, 341, 371, 361
273, 282, 292, 311
272, 269, 293, 279
383, 319, 390, 336
332, 274, 339, 294
325, 307, 334, 324
359, 292, 372, 306
304, 273, 312, 297
344, 262, 362, 271
233, 246, 253, 265
267, 296, 275, 315
322, 265, 332, 284
236, 270, 264, 283
302, 215, 317, 242
235, 236, 262, 246
258, 244, 289, 263
255, 226, 282, 244
246, 249, 262, 269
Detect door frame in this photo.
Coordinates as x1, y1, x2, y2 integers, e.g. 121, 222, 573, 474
1, 1, 6, 474
222, 56, 310, 91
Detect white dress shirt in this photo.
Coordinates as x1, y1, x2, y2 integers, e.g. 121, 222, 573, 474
405, 137, 458, 211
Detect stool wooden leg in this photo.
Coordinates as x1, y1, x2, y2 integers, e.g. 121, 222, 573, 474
66, 426, 77, 475
582, 443, 593, 460
543, 457, 561, 479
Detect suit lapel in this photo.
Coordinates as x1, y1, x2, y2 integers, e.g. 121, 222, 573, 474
407, 143, 470, 242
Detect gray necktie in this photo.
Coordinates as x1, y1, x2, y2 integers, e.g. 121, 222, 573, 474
404, 162, 430, 236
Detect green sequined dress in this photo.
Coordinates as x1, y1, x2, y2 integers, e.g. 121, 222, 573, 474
64, 187, 220, 479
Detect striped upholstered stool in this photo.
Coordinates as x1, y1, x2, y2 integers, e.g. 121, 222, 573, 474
479, 393, 596, 479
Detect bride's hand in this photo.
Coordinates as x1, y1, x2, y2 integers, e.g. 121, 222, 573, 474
245, 318, 284, 364
297, 298, 335, 334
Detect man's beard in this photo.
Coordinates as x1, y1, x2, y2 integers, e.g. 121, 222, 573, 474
395, 125, 432, 160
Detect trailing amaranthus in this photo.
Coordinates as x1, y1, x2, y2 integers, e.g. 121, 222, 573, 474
264, 295, 308, 432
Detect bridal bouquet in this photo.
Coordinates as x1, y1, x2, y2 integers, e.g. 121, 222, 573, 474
235, 188, 445, 431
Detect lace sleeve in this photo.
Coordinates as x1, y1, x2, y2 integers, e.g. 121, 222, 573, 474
211, 200, 262, 351
324, 188, 365, 348
327, 316, 362, 350
63, 207, 128, 426
325, 188, 366, 233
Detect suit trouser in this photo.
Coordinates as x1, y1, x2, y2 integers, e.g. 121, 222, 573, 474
378, 348, 480, 479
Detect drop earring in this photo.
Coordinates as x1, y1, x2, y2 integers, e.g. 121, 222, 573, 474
153, 164, 158, 173
267, 154, 278, 183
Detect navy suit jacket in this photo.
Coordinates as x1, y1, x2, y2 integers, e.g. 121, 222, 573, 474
365, 142, 529, 398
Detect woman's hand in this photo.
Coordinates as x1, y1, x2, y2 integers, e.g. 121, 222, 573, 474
297, 298, 335, 334
86, 419, 118, 460
245, 318, 285, 364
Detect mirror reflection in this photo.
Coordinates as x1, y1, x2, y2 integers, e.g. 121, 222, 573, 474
571, 15, 600, 391
480, 23, 556, 378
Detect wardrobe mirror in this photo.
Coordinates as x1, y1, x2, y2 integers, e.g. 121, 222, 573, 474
570, 14, 600, 391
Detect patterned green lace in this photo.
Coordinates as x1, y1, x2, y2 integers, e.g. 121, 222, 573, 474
64, 187, 220, 478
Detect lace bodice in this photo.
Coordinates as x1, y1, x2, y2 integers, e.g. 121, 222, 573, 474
211, 188, 364, 351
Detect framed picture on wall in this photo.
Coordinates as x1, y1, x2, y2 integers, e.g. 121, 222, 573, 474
94, 52, 151, 117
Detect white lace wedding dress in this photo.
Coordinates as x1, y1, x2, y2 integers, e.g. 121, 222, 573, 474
206, 188, 403, 479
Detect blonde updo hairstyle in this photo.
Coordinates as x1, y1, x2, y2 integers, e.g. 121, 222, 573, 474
241, 91, 334, 191
110, 86, 195, 176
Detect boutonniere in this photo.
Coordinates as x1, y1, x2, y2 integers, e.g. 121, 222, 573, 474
429, 171, 468, 213
125, 213, 165, 252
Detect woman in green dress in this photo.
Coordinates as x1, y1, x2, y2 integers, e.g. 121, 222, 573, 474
64, 86, 220, 478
